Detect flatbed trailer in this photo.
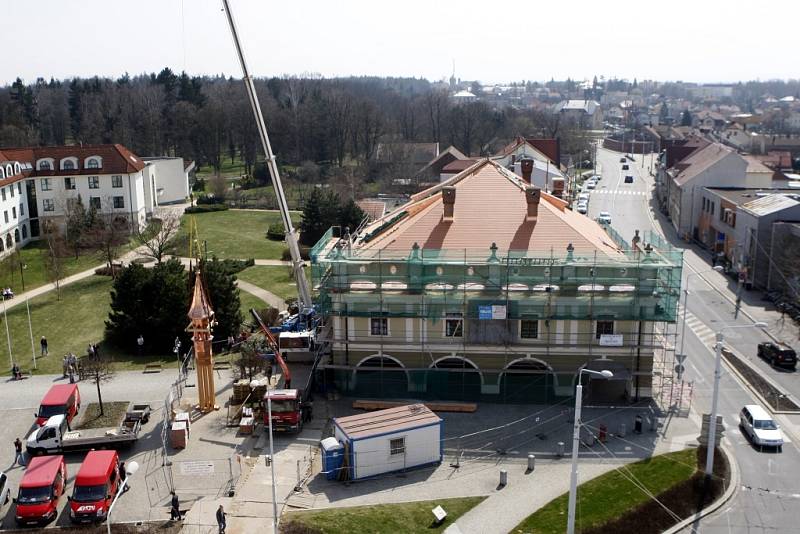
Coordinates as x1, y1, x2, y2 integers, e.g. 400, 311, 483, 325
27, 413, 141, 456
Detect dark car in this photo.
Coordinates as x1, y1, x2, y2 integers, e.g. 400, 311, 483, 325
758, 342, 797, 369
624, 175, 634, 183
619, 157, 627, 163
622, 164, 629, 170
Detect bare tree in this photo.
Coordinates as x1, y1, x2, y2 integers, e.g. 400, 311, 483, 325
208, 174, 228, 199
41, 221, 67, 300
236, 333, 269, 381
134, 213, 181, 264
83, 201, 129, 277
80, 354, 115, 416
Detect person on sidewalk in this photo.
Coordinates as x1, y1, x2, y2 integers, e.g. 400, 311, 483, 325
62, 355, 69, 378
11, 362, 21, 380
40, 336, 48, 357
170, 491, 181, 520
216, 505, 226, 533
137, 334, 144, 356
13, 438, 24, 466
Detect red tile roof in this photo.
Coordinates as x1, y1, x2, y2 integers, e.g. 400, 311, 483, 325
0, 144, 145, 179
358, 159, 623, 257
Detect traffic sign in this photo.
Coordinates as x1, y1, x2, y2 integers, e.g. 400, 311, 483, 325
676, 354, 687, 364
674, 364, 685, 376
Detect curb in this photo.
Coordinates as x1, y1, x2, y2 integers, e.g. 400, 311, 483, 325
719, 345, 800, 415
662, 443, 739, 534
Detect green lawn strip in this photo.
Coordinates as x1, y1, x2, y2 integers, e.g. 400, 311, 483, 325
0, 275, 175, 375
237, 265, 311, 302
170, 210, 301, 260
196, 157, 247, 179
0, 242, 108, 293
513, 448, 698, 534
239, 290, 269, 315
284, 496, 486, 534
75, 401, 129, 430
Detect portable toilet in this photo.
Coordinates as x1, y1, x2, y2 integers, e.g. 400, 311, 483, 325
320, 437, 344, 480
333, 403, 443, 480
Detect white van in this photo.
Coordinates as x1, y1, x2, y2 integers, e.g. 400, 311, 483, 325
739, 404, 783, 450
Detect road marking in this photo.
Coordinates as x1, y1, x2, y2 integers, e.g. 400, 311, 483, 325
591, 190, 648, 196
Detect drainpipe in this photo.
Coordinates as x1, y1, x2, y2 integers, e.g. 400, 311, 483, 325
127, 174, 135, 232
635, 318, 643, 402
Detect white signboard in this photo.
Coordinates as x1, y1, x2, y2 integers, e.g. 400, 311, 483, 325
180, 461, 215, 476
491, 305, 507, 320
599, 334, 624, 347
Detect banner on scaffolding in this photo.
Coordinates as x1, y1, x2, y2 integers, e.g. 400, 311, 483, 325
599, 334, 624, 346
478, 305, 507, 320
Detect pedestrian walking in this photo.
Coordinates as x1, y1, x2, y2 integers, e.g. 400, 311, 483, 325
11, 362, 21, 380
87, 344, 95, 357
40, 336, 48, 357
227, 335, 235, 350
170, 491, 181, 520
216, 505, 226, 533
137, 334, 144, 356
62, 355, 69, 378
92, 343, 100, 359
68, 366, 75, 384
13, 438, 25, 466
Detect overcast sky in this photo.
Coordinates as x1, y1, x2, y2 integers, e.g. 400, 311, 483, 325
2, 0, 797, 86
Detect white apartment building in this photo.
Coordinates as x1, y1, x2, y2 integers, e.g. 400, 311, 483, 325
0, 144, 190, 259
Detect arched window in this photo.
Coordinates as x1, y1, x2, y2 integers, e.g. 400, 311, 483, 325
63, 160, 75, 170
0, 167, 4, 180
21, 225, 27, 239
13, 229, 19, 243
38, 160, 52, 171
5, 234, 11, 248
4, 165, 11, 178
13, 163, 20, 175
0, 239, 4, 252
86, 158, 100, 169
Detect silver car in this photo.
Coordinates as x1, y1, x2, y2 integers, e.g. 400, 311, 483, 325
740, 404, 783, 450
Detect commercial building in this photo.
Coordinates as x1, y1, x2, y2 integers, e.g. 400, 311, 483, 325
311, 159, 683, 404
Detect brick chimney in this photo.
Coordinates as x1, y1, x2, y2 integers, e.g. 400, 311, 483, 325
510, 154, 517, 165
520, 158, 534, 183
525, 186, 541, 221
442, 186, 456, 221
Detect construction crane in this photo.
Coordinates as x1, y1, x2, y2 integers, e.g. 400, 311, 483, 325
221, 0, 312, 310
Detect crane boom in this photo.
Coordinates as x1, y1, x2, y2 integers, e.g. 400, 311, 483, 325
221, 0, 313, 309
250, 308, 291, 388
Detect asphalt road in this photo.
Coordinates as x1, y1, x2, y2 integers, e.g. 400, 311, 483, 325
592, 146, 800, 533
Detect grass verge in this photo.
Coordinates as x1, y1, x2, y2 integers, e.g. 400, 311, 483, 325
237, 265, 310, 302
0, 242, 106, 294
514, 447, 729, 534
76, 401, 129, 429
283, 496, 485, 534
169, 210, 300, 260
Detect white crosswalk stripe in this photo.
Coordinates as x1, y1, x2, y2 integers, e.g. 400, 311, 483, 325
679, 308, 717, 346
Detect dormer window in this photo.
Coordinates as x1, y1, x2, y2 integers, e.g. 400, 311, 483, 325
63, 160, 74, 170
37, 159, 53, 171
3, 165, 10, 178
13, 163, 20, 175
85, 156, 102, 169
0, 168, 4, 180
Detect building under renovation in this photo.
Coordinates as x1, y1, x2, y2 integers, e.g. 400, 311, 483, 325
311, 159, 683, 404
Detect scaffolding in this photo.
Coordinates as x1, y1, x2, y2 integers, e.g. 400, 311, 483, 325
309, 227, 684, 403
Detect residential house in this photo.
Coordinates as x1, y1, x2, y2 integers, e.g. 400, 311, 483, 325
141, 157, 194, 205
310, 159, 683, 404
554, 100, 603, 129
415, 146, 467, 185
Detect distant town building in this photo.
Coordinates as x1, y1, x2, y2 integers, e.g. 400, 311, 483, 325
554, 100, 603, 129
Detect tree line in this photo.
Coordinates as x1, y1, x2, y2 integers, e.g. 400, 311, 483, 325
0, 69, 587, 177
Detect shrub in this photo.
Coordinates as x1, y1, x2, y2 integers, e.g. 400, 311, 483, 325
216, 258, 255, 274
197, 194, 224, 205
281, 246, 310, 262
267, 223, 285, 241
185, 204, 229, 214
191, 178, 206, 192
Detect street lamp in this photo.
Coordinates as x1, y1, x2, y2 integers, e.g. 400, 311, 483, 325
706, 322, 767, 477
106, 460, 139, 534
265, 382, 279, 533
567, 368, 613, 534
678, 267, 725, 378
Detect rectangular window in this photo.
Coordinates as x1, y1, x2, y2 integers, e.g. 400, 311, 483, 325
112, 175, 123, 188
42, 199, 55, 212
445, 313, 463, 337
520, 319, 539, 339
1, 188, 5, 201
3, 211, 7, 224
389, 437, 405, 456
64, 177, 75, 190
113, 196, 124, 209
89, 196, 101, 210
12, 207, 16, 219
369, 316, 388, 336
19, 203, 24, 216
595, 320, 614, 339
88, 176, 100, 189
41, 178, 52, 191
17, 183, 21, 195
9, 185, 13, 198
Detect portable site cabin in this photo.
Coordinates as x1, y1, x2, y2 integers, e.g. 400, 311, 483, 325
328, 404, 443, 481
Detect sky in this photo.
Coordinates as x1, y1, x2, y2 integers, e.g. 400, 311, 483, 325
1, 0, 798, 86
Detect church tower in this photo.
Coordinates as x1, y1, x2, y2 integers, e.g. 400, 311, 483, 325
187, 271, 217, 412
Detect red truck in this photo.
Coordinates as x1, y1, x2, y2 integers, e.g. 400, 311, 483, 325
35, 384, 80, 427
263, 389, 303, 432
14, 455, 66, 527
68, 450, 121, 524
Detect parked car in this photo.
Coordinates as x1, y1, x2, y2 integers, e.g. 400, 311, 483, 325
622, 164, 629, 170
739, 404, 783, 450
35, 384, 80, 427
619, 157, 626, 163
578, 193, 590, 203
591, 174, 602, 181
14, 455, 67, 526
585, 181, 596, 190
596, 211, 612, 225
576, 203, 588, 214
69, 450, 122, 524
624, 175, 634, 183
757, 342, 797, 369
0, 472, 10, 527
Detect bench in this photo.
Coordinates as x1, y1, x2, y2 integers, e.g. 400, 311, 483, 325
143, 363, 163, 373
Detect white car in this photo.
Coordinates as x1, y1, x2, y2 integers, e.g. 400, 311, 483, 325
740, 404, 783, 450
596, 211, 612, 225
591, 174, 602, 181
576, 202, 588, 214
0, 472, 9, 526
577, 193, 590, 203
585, 181, 596, 190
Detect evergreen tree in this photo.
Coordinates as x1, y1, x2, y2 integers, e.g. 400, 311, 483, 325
299, 187, 328, 245
338, 198, 366, 234
680, 110, 693, 127
200, 258, 242, 342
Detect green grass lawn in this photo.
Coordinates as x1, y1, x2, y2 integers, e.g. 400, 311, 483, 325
239, 289, 268, 315
0, 242, 107, 294
196, 156, 247, 179
513, 448, 698, 534
237, 265, 310, 302
0, 275, 174, 376
170, 209, 301, 260
284, 496, 485, 534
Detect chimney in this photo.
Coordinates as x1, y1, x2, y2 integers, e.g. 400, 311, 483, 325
442, 186, 456, 221
525, 186, 541, 221
510, 154, 517, 165
520, 158, 534, 183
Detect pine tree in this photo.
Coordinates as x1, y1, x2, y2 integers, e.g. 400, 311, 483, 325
681, 110, 693, 127
299, 187, 327, 245
200, 258, 242, 342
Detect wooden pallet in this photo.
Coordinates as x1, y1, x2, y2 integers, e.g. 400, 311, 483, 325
352, 400, 477, 413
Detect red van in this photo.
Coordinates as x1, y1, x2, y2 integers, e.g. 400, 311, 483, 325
69, 450, 121, 523
35, 384, 80, 427
14, 455, 66, 526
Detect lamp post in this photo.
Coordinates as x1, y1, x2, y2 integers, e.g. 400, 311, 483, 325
106, 460, 139, 534
265, 383, 279, 533
706, 322, 767, 477
678, 267, 725, 379
21, 262, 36, 369
567, 368, 614, 534
2, 295, 11, 368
